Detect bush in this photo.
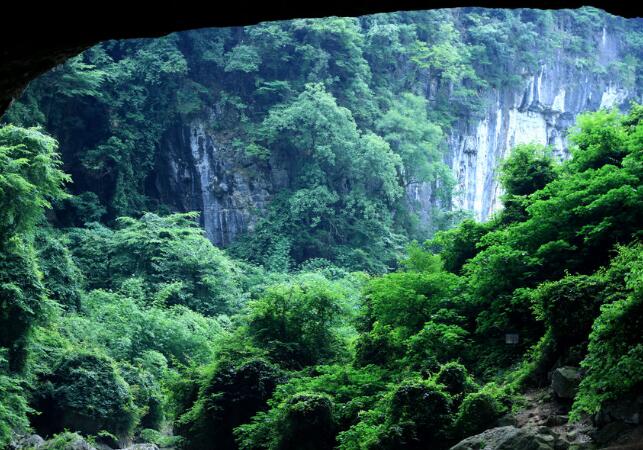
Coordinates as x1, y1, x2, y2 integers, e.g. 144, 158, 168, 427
435, 362, 477, 406
0, 241, 47, 373
572, 245, 643, 419
454, 385, 509, 439
529, 273, 607, 362
354, 323, 405, 368
379, 380, 453, 449
119, 362, 164, 431
31, 352, 136, 438
176, 357, 283, 450
35, 230, 83, 311
246, 274, 348, 368
0, 356, 31, 447
407, 322, 469, 369
40, 432, 91, 450
275, 393, 336, 450
236, 365, 387, 450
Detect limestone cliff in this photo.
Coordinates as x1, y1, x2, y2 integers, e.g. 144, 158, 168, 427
155, 24, 639, 246
447, 26, 633, 221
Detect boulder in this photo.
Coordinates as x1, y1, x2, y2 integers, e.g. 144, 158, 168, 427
450, 425, 568, 450
40, 434, 96, 450
594, 395, 643, 427
591, 421, 634, 446
11, 434, 45, 450
551, 367, 582, 400
121, 445, 159, 450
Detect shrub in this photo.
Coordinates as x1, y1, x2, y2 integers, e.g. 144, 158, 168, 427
435, 361, 477, 406
275, 393, 336, 450
31, 352, 136, 438
0, 356, 31, 447
454, 385, 509, 439
379, 380, 453, 449
176, 357, 283, 450
572, 245, 643, 419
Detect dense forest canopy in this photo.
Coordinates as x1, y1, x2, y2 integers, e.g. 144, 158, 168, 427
0, 6, 642, 450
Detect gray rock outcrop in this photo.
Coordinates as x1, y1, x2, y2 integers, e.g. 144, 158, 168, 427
552, 366, 582, 400
450, 425, 568, 450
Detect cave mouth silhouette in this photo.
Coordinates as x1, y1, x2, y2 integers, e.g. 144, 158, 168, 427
0, 1, 638, 117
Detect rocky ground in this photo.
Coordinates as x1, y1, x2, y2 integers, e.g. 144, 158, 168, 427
450, 366, 643, 450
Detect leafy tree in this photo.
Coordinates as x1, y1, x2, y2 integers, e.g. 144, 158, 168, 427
0, 126, 69, 241
35, 229, 83, 311
0, 126, 68, 373
497, 144, 558, 224
453, 384, 509, 438
67, 212, 244, 315
376, 93, 448, 188
246, 273, 349, 368
274, 393, 337, 450
364, 271, 459, 335
376, 380, 453, 449
236, 365, 387, 450
231, 83, 406, 272
0, 355, 31, 447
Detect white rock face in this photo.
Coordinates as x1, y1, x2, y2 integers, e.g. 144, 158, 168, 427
421, 24, 643, 223
187, 120, 273, 246
444, 36, 635, 222
600, 86, 628, 109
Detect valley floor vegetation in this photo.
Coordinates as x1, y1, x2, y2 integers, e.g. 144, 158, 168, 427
0, 103, 641, 449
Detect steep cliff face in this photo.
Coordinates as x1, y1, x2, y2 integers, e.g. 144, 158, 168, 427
155, 24, 638, 246
156, 117, 273, 246
447, 27, 632, 221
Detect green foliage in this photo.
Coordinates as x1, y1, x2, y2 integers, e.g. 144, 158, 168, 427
233, 83, 407, 273
225, 45, 262, 73
59, 289, 225, 365
0, 10, 641, 450
399, 241, 443, 273
245, 273, 351, 368
568, 109, 629, 172
498, 144, 557, 197
497, 144, 558, 224
0, 355, 31, 447
528, 273, 608, 363
236, 365, 387, 449
0, 126, 69, 241
364, 271, 459, 335
376, 93, 449, 189
572, 244, 643, 419
67, 212, 244, 315
376, 380, 453, 449
408, 323, 469, 370
32, 352, 136, 437
176, 357, 283, 450
0, 240, 48, 373
429, 219, 492, 275
35, 229, 83, 311
39, 432, 93, 450
274, 393, 337, 450
435, 362, 477, 404
453, 384, 510, 438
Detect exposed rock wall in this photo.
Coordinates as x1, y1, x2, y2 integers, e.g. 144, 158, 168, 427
447, 26, 633, 221
156, 116, 272, 246
157, 26, 638, 246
